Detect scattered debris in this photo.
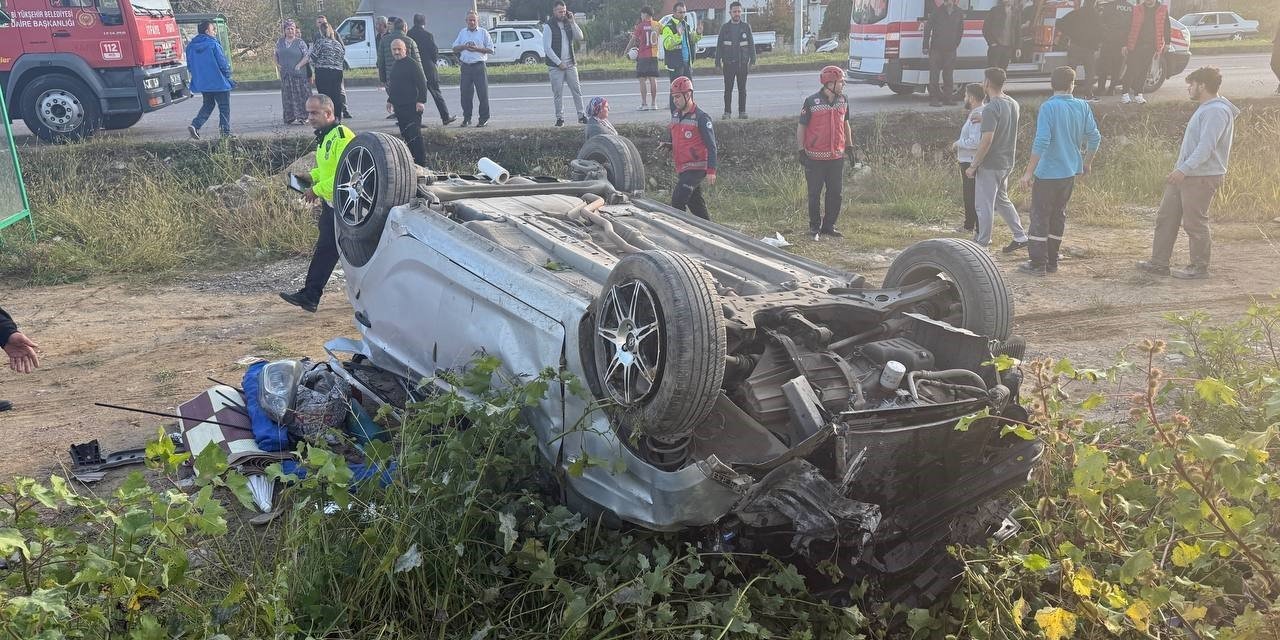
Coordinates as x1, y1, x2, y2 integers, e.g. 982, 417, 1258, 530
69, 439, 149, 483
760, 232, 791, 248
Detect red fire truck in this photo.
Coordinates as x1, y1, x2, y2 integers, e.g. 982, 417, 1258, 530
0, 0, 190, 142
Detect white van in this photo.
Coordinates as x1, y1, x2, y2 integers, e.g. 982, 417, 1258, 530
848, 0, 1190, 95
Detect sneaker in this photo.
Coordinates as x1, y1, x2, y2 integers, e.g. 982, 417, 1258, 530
460, 119, 471, 127
1171, 264, 1209, 280
819, 228, 844, 238
1001, 240, 1028, 254
808, 227, 821, 237
476, 118, 489, 128
578, 116, 588, 125
737, 113, 748, 119
1135, 260, 1171, 276
722, 111, 732, 119
1134, 94, 1147, 105
1016, 261, 1047, 276
279, 291, 318, 313
555, 118, 564, 127
1121, 93, 1132, 104
443, 115, 458, 126
637, 104, 649, 111
187, 124, 200, 140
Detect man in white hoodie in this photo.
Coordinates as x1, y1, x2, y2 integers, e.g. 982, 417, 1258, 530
953, 83, 986, 236
1136, 66, 1238, 280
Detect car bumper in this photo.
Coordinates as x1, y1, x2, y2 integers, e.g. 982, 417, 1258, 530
1164, 50, 1191, 78
847, 57, 903, 86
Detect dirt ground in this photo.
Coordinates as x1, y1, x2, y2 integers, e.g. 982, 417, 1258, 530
3, 222, 1279, 479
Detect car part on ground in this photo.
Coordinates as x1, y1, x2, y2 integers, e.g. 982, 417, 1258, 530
327, 132, 1043, 605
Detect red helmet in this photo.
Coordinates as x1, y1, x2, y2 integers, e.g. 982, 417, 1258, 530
820, 65, 845, 86
670, 76, 694, 95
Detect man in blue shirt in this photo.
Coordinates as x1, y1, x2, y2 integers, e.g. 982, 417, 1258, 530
1017, 66, 1101, 275
185, 20, 235, 139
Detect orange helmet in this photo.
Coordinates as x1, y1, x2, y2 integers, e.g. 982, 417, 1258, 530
670, 76, 694, 95
820, 65, 845, 86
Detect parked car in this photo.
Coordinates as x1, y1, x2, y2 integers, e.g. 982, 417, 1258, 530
321, 131, 1042, 604
488, 26, 545, 65
1178, 11, 1260, 41
694, 29, 778, 59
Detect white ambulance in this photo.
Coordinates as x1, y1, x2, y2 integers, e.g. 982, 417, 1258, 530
847, 0, 1191, 95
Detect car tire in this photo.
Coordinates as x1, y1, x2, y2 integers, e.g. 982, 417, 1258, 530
333, 131, 417, 268
888, 83, 917, 96
882, 238, 1012, 340
519, 52, 540, 65
593, 250, 726, 444
21, 74, 100, 142
1230, 31, 1243, 41
102, 112, 143, 130
576, 134, 645, 193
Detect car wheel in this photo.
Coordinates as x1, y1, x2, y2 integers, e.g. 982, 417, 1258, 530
1230, 31, 1243, 40
102, 112, 143, 130
593, 250, 726, 444
520, 52, 540, 65
21, 74, 100, 142
576, 134, 645, 193
882, 238, 1012, 340
888, 83, 917, 96
333, 131, 417, 268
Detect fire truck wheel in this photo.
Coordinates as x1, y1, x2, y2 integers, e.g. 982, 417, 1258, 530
22, 74, 101, 143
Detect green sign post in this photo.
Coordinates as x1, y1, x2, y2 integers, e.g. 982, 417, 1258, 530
0, 81, 34, 242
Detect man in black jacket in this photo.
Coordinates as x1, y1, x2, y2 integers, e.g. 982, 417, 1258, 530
714, 1, 755, 119
1056, 0, 1102, 101
408, 13, 457, 126
1, 306, 40, 412
1095, 0, 1133, 95
983, 0, 1019, 69
385, 38, 429, 166
923, 0, 965, 107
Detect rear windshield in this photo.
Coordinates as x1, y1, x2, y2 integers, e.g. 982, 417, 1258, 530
852, 0, 889, 25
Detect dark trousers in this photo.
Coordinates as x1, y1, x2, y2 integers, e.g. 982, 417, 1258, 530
986, 44, 1012, 69
302, 203, 339, 303
805, 158, 844, 231
1096, 43, 1125, 93
191, 91, 231, 135
424, 64, 452, 123
392, 103, 427, 166
1124, 45, 1156, 94
1271, 46, 1279, 83
721, 61, 748, 114
959, 161, 978, 232
460, 61, 489, 122
1027, 177, 1075, 267
314, 68, 346, 121
1067, 45, 1097, 97
672, 170, 709, 219
928, 48, 957, 102
667, 59, 692, 82
1150, 175, 1222, 268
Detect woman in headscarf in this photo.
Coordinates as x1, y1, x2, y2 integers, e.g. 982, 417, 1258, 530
305, 22, 348, 120
275, 19, 313, 125
584, 97, 617, 141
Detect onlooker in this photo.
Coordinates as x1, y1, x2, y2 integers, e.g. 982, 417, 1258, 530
307, 22, 347, 121
1096, 0, 1134, 96
0, 305, 40, 412
625, 7, 662, 110
660, 76, 717, 219
983, 0, 1019, 69
374, 16, 389, 46
385, 38, 429, 167
798, 66, 852, 238
715, 1, 755, 119
1272, 23, 1279, 94
275, 20, 312, 125
661, 3, 701, 82
185, 19, 234, 139
966, 67, 1029, 252
1017, 67, 1101, 275
378, 17, 419, 89
543, 1, 586, 127
280, 95, 355, 313
953, 83, 986, 236
1136, 67, 1238, 280
1055, 0, 1101, 101
453, 11, 494, 127
313, 15, 328, 41
408, 13, 457, 126
1121, 0, 1169, 105
923, 0, 964, 107
584, 97, 617, 140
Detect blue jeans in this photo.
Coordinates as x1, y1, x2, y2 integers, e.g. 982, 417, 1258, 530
191, 91, 231, 135
459, 62, 489, 122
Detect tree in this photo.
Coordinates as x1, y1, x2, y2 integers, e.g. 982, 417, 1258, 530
506, 0, 555, 21
820, 0, 852, 38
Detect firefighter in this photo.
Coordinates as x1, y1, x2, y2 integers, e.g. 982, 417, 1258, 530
798, 66, 852, 239
280, 94, 355, 313
659, 76, 717, 220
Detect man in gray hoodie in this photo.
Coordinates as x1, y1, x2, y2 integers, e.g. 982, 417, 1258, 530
1136, 67, 1238, 280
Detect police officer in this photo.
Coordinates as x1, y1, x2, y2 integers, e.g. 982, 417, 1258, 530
798, 66, 852, 239
280, 94, 355, 313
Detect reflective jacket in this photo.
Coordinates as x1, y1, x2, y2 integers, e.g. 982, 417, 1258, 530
311, 123, 354, 204
715, 20, 755, 66
799, 90, 850, 160
667, 104, 717, 176
660, 18, 701, 69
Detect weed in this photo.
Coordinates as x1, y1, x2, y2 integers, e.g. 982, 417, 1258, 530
253, 338, 291, 359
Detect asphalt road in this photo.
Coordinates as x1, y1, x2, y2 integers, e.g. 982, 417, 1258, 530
18, 52, 1279, 143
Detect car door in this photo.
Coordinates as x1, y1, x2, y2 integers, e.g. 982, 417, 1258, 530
1216, 12, 1239, 38
337, 17, 374, 67
494, 28, 519, 62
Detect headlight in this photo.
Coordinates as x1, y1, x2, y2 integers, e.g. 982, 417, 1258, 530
143, 77, 160, 90
259, 359, 304, 424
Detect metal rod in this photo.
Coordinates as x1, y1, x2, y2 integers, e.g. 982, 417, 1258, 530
210, 389, 250, 417
94, 402, 245, 429
207, 377, 245, 394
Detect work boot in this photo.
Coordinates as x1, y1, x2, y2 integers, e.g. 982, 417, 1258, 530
443, 115, 457, 126
1171, 264, 1209, 280
279, 291, 318, 313
1002, 239, 1028, 254
1134, 260, 1170, 276
1017, 261, 1047, 276
1046, 262, 1059, 273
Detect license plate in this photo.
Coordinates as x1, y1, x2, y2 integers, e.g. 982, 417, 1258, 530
169, 73, 183, 85
849, 58, 861, 71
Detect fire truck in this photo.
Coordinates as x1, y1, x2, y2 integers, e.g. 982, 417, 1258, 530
848, 0, 1191, 96
0, 0, 190, 142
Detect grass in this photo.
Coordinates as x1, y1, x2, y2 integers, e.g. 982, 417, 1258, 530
1191, 35, 1274, 53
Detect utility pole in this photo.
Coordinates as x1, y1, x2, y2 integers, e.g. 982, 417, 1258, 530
793, 0, 804, 54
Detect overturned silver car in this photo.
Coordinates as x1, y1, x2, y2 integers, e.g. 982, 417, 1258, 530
324, 132, 1042, 604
